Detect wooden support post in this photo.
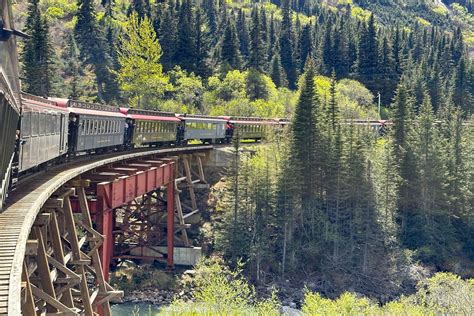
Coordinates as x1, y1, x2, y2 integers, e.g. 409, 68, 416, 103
21, 262, 35, 316
33, 226, 58, 314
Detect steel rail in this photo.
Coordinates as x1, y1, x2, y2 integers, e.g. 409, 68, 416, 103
0, 145, 212, 315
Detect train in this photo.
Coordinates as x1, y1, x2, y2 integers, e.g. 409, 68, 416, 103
2, 91, 390, 211
18, 95, 285, 169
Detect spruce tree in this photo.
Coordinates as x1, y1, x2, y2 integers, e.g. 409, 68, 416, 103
195, 8, 211, 78
175, 0, 196, 73
158, 0, 178, 71
322, 24, 334, 75
280, 0, 297, 89
249, 7, 265, 72
237, 9, 250, 62
270, 49, 287, 88
379, 37, 396, 105
22, 0, 56, 97
75, 0, 115, 101
221, 21, 241, 70
299, 23, 313, 73
357, 14, 379, 95
291, 60, 321, 205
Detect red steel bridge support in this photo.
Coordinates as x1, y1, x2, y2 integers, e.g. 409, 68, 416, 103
71, 158, 177, 279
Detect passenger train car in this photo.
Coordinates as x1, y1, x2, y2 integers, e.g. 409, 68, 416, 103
120, 108, 181, 147
19, 94, 68, 172
0, 0, 21, 210
178, 114, 228, 144
52, 98, 127, 153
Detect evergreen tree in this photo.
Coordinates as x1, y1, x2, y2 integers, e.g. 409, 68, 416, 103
22, 0, 56, 97
291, 60, 321, 205
379, 37, 397, 105
221, 20, 241, 70
453, 57, 473, 115
203, 0, 218, 43
249, 7, 265, 71
299, 23, 313, 73
63, 32, 82, 99
270, 49, 287, 88
237, 9, 250, 61
75, 0, 115, 101
357, 14, 379, 95
280, 0, 297, 89
175, 0, 196, 72
158, 0, 178, 71
195, 8, 212, 78
322, 24, 334, 75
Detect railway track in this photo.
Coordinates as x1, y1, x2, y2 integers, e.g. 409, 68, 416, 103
0, 145, 212, 315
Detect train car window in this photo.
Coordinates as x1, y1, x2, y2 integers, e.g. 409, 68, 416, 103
22, 112, 31, 137
80, 118, 85, 135
31, 112, 38, 136
84, 119, 88, 135
55, 115, 59, 134
39, 113, 45, 135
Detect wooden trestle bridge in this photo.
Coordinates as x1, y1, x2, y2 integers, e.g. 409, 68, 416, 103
0, 145, 216, 315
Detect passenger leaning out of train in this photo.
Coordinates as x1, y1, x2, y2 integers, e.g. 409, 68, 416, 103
13, 130, 24, 165
68, 116, 79, 154
124, 118, 135, 147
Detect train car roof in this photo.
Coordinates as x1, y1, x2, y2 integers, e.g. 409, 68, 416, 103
229, 117, 279, 125
120, 108, 181, 122
49, 97, 126, 118
67, 107, 126, 118
177, 114, 227, 123
21, 93, 69, 113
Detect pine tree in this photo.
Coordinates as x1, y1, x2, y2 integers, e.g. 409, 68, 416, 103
221, 20, 241, 70
158, 0, 178, 71
22, 0, 56, 97
453, 57, 473, 116
267, 12, 276, 63
175, 0, 196, 73
203, 0, 218, 43
270, 49, 287, 88
237, 9, 250, 62
291, 60, 321, 205
299, 23, 313, 73
249, 7, 265, 71
195, 8, 211, 78
280, 0, 297, 89
357, 14, 379, 95
327, 72, 339, 130
322, 24, 334, 75
75, 0, 115, 101
63, 32, 81, 99
379, 37, 397, 105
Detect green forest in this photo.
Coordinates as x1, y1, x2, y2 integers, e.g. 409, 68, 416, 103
16, 0, 473, 313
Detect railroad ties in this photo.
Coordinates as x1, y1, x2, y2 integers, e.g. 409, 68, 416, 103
0, 146, 212, 315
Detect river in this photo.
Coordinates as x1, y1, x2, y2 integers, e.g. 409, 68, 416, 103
111, 303, 161, 315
